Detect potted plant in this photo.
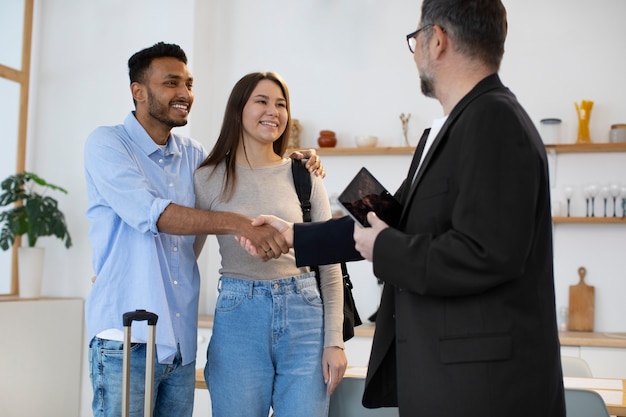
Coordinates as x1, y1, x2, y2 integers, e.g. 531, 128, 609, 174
0, 171, 72, 297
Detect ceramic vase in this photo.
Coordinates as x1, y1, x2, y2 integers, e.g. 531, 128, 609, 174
18, 246, 45, 298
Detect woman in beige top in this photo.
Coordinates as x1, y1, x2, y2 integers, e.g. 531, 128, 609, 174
194, 72, 346, 417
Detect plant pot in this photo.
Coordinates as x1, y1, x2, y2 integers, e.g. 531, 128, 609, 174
18, 246, 45, 298
318, 130, 337, 147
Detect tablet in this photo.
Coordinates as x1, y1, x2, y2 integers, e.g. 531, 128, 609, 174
337, 167, 402, 227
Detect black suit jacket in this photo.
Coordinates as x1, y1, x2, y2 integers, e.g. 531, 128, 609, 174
294, 74, 565, 417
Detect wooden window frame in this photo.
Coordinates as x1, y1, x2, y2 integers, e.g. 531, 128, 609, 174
0, 0, 34, 295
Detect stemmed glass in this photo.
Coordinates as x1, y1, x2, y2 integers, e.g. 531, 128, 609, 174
600, 184, 610, 217
621, 186, 626, 219
610, 182, 621, 217
583, 185, 590, 217
563, 185, 574, 217
587, 183, 598, 217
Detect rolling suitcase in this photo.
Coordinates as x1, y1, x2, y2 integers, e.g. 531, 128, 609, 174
122, 309, 159, 417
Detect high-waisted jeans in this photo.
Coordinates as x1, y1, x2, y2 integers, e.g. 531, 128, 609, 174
205, 273, 329, 417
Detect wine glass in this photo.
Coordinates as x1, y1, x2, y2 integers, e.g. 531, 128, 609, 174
563, 185, 574, 217
600, 184, 610, 217
610, 182, 621, 217
583, 185, 590, 217
587, 183, 598, 217
621, 186, 626, 218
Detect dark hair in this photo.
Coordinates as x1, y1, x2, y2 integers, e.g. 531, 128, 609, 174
199, 72, 292, 200
420, 0, 507, 70
128, 42, 188, 85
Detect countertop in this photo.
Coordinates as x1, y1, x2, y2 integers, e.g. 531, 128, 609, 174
199, 315, 626, 348
560, 331, 626, 348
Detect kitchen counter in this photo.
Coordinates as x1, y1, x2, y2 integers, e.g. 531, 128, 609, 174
199, 315, 626, 348
198, 314, 213, 329
560, 331, 626, 348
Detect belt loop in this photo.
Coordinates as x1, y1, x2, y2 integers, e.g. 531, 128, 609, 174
248, 280, 254, 298
217, 277, 223, 292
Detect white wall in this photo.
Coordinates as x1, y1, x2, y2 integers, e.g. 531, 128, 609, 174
17, 0, 626, 415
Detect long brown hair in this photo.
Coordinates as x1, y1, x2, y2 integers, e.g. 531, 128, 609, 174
199, 71, 292, 200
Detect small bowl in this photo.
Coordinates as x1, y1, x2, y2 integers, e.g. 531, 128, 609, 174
355, 135, 378, 147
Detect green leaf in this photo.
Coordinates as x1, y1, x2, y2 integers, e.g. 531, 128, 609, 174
0, 171, 72, 250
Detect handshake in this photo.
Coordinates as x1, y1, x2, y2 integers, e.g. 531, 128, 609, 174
236, 215, 294, 261
238, 211, 388, 263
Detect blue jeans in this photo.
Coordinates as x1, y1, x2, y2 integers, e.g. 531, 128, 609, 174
89, 337, 195, 417
206, 274, 329, 417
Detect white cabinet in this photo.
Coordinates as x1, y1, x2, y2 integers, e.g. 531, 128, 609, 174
196, 327, 212, 369
579, 347, 626, 379
193, 328, 212, 417
344, 332, 374, 368
0, 298, 83, 417
562, 345, 626, 379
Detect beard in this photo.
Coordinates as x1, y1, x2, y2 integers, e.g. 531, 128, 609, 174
147, 88, 188, 128
419, 67, 436, 99
417, 44, 437, 99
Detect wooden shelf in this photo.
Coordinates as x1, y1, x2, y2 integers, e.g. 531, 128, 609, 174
553, 216, 626, 224
549, 144, 626, 224
289, 143, 626, 157
292, 143, 626, 224
289, 146, 415, 156
545, 143, 626, 153
296, 143, 626, 156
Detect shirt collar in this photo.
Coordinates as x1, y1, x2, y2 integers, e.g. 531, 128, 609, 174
124, 112, 181, 157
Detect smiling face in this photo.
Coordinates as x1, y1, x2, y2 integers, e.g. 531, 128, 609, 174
132, 56, 194, 142
241, 79, 288, 146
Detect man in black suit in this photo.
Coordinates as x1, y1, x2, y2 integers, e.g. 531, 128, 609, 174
244, 0, 565, 415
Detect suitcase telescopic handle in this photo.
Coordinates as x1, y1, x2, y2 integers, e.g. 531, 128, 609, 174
122, 309, 158, 417
123, 309, 158, 327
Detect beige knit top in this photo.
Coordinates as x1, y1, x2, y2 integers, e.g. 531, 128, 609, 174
193, 159, 344, 348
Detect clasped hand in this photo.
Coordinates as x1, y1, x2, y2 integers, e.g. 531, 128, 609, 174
235, 215, 294, 259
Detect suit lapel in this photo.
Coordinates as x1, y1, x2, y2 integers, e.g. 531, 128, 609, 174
399, 73, 504, 220
401, 129, 430, 202
400, 122, 450, 218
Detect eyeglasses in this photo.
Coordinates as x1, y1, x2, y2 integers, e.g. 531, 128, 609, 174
406, 24, 434, 54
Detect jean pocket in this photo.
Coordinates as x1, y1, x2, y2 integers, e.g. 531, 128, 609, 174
215, 292, 246, 312
300, 285, 323, 307
98, 338, 142, 355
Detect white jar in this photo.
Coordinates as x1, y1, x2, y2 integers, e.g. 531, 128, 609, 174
540, 118, 562, 144
609, 124, 626, 143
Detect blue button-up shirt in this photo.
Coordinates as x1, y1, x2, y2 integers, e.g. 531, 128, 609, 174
84, 112, 208, 364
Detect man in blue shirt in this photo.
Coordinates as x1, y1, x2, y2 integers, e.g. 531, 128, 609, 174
84, 42, 321, 417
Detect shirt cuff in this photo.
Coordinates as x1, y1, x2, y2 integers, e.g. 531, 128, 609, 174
150, 199, 173, 235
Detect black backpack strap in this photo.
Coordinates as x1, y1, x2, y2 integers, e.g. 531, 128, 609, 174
291, 160, 362, 337
291, 159, 312, 222
291, 159, 320, 284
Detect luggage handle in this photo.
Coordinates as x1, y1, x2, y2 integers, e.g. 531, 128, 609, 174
123, 309, 159, 327
122, 309, 159, 417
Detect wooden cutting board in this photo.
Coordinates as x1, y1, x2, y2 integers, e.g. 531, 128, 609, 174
568, 266, 595, 331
